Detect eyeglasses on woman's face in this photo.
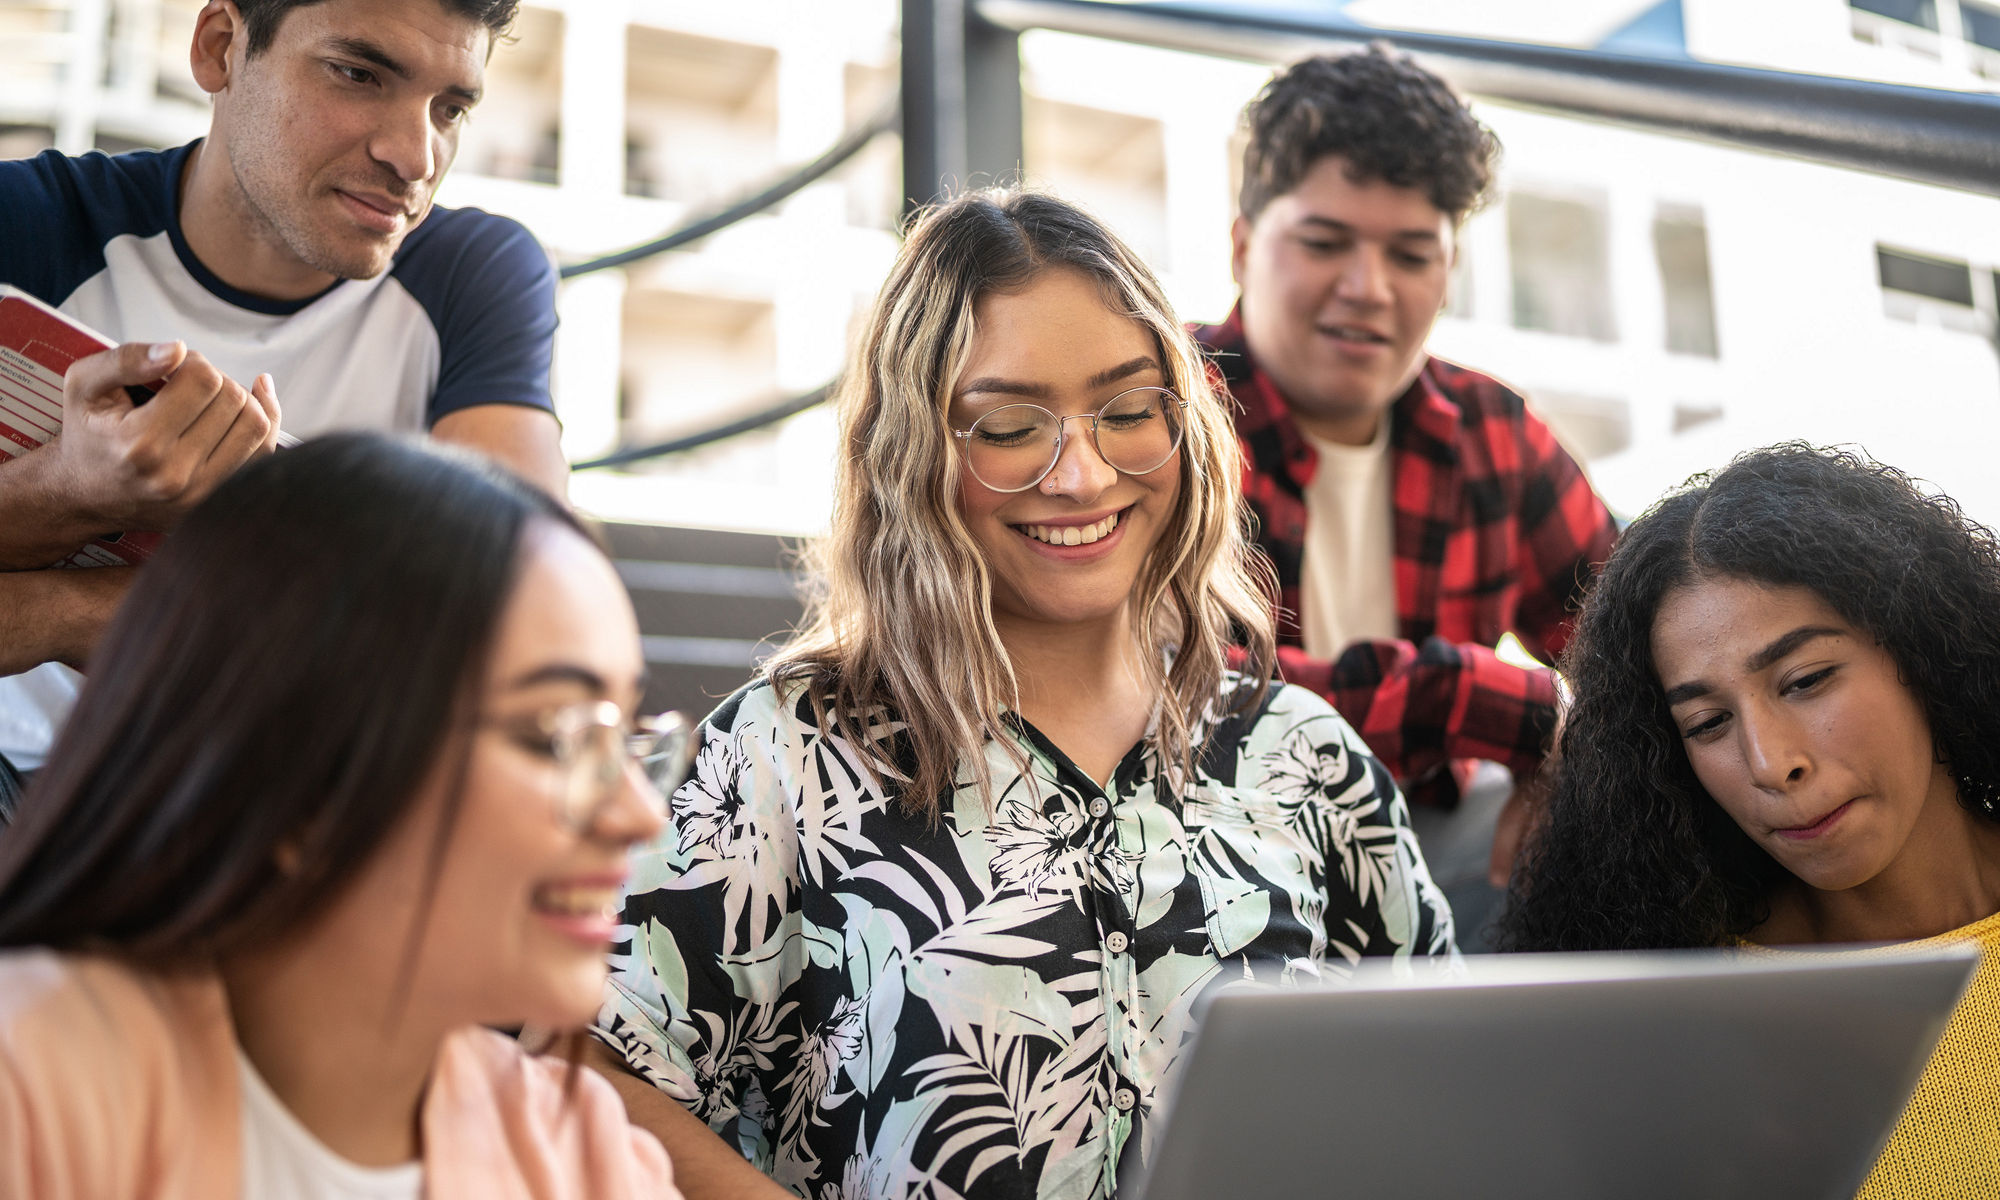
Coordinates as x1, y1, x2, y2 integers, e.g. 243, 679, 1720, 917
951, 386, 1189, 493
491, 700, 696, 834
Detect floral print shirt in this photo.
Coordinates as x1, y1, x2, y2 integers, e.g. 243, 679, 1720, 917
594, 676, 1456, 1200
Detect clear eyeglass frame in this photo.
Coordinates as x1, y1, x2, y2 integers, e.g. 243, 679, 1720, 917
951, 385, 1191, 493
521, 700, 696, 833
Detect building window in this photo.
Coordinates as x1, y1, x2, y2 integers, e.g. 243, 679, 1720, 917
1878, 244, 1990, 334
1653, 204, 1720, 358
1672, 401, 1725, 434
1851, 0, 1940, 29
1507, 190, 1617, 343
1968, 0, 2000, 45
1879, 245, 1974, 306
1851, 0, 1944, 56
1965, 2, 2000, 74
1851, 0, 2000, 70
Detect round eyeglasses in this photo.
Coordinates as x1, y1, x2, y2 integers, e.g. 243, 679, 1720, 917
952, 386, 1189, 493
500, 701, 696, 833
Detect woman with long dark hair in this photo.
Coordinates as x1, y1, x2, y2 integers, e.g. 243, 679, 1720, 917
0, 434, 688, 1198
1500, 443, 2000, 1197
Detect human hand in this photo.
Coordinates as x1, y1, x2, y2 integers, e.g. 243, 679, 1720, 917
54, 341, 280, 532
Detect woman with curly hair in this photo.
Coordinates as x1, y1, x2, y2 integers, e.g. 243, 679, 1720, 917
1499, 443, 2000, 1197
586, 190, 1456, 1200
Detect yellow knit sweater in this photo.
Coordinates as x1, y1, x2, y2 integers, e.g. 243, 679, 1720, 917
1857, 910, 2000, 1196
1757, 910, 2000, 1198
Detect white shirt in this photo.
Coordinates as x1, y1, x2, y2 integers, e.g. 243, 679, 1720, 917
0, 141, 557, 770
236, 1048, 423, 1200
1298, 417, 1399, 659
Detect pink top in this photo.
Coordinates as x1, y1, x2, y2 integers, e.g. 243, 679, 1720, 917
0, 950, 679, 1200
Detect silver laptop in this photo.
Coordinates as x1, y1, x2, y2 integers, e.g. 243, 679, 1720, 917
1131, 947, 1976, 1200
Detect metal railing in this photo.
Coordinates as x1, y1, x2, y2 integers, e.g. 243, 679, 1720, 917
571, 383, 835, 472
977, 0, 2000, 198
560, 100, 897, 469
568, 0, 2000, 471
559, 95, 901, 280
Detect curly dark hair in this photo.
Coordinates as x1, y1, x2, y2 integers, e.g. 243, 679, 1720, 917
1238, 43, 1500, 224
234, 0, 521, 56
1498, 443, 2000, 952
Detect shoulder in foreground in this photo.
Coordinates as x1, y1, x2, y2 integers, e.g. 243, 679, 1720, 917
0, 946, 86, 1026
1, 146, 182, 295
0, 948, 213, 1034
433, 1028, 677, 1190
0, 949, 231, 1103
0, 144, 177, 198
439, 1025, 621, 1111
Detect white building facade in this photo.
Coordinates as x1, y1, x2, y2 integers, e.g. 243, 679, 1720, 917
5, 0, 1997, 528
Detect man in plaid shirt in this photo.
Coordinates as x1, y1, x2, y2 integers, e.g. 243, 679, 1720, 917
1195, 47, 1618, 905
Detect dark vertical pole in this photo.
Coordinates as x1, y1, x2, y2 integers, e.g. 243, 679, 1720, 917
901, 0, 1024, 215
965, 12, 1024, 192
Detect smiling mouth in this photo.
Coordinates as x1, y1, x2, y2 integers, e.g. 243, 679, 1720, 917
1015, 510, 1121, 547
1321, 324, 1390, 345
531, 882, 621, 920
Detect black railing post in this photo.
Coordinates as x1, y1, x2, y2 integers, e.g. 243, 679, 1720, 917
901, 0, 1025, 213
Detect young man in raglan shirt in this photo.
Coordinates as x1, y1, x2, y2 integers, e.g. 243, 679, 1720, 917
0, 0, 565, 803
1194, 46, 1619, 934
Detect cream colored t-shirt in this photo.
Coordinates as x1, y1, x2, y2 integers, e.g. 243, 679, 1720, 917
1298, 419, 1399, 659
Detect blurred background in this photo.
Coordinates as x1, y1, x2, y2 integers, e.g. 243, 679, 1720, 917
7, 0, 2000, 708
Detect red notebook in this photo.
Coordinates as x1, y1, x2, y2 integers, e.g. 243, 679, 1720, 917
2, 285, 167, 566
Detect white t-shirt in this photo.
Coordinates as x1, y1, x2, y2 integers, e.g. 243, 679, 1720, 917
236, 1048, 423, 1200
0, 141, 558, 770
1298, 418, 1399, 659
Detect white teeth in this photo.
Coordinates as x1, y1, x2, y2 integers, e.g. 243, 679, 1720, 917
1021, 512, 1119, 546
533, 884, 619, 918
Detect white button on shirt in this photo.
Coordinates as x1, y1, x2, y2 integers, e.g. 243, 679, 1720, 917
1105, 930, 1130, 954
1089, 796, 1110, 818
1113, 1088, 1138, 1112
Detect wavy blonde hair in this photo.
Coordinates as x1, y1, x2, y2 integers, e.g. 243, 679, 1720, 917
768, 190, 1276, 819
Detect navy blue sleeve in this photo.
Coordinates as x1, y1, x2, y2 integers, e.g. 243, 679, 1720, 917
0, 148, 174, 307
389, 207, 559, 425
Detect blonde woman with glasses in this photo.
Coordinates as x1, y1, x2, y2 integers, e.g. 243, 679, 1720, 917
589, 191, 1456, 1200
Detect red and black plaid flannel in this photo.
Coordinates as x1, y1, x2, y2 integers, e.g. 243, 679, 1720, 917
1195, 307, 1618, 807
